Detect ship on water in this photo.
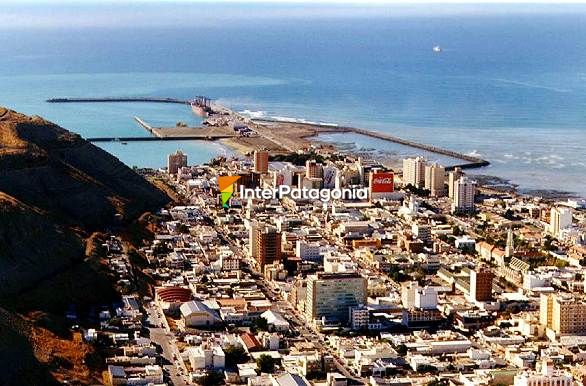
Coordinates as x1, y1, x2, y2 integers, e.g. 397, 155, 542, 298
190, 96, 213, 117
433, 45, 442, 53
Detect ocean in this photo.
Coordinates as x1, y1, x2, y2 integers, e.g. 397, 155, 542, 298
0, 3, 585, 196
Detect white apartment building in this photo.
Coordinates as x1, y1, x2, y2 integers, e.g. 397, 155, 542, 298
424, 162, 446, 197
403, 157, 426, 188
452, 177, 476, 213
296, 240, 321, 261
549, 207, 572, 239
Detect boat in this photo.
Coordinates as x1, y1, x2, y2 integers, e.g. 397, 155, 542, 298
121, 142, 128, 145
190, 96, 213, 117
191, 102, 209, 117
433, 45, 442, 53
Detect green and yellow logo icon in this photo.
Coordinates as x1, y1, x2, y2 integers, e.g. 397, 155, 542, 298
218, 175, 241, 208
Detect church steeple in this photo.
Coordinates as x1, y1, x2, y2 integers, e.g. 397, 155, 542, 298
505, 227, 514, 258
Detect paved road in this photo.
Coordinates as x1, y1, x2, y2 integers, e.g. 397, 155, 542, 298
146, 305, 189, 386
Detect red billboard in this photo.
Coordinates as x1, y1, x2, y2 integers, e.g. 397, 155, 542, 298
371, 172, 394, 193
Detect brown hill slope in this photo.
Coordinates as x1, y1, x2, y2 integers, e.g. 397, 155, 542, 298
0, 106, 170, 295
0, 106, 171, 385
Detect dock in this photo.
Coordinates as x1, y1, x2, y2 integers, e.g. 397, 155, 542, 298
48, 95, 490, 170
47, 97, 189, 104
252, 118, 489, 170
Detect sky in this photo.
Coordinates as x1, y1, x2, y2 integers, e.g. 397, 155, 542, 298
1, 0, 586, 29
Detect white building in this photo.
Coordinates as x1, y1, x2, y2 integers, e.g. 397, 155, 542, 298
549, 207, 572, 239
401, 282, 437, 310
424, 162, 445, 197
513, 359, 572, 386
403, 157, 426, 188
296, 240, 321, 261
180, 301, 222, 327
452, 177, 476, 213
349, 305, 370, 330
448, 167, 463, 200
261, 310, 291, 332
187, 345, 225, 370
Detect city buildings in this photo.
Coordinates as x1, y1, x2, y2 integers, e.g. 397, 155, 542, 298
540, 293, 586, 336
550, 207, 573, 238
424, 162, 445, 197
448, 167, 463, 200
452, 176, 477, 213
305, 272, 367, 324
254, 150, 269, 174
513, 359, 573, 386
167, 149, 187, 175
253, 224, 282, 269
402, 157, 426, 188
470, 267, 494, 302
90, 150, 585, 386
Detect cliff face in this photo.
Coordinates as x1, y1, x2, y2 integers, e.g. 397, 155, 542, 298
0, 107, 170, 295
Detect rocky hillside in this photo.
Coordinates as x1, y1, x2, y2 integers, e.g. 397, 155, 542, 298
0, 106, 170, 295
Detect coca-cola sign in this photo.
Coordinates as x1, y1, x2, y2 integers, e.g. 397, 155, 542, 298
371, 172, 394, 193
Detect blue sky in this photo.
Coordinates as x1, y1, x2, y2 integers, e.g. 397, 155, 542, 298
1, 1, 585, 29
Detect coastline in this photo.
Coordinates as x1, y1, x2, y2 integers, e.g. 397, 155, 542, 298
219, 118, 580, 201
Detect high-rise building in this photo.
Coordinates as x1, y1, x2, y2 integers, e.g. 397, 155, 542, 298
305, 272, 367, 324
253, 150, 269, 174
249, 221, 259, 259
448, 167, 463, 199
540, 293, 586, 335
452, 177, 476, 213
549, 207, 573, 238
470, 267, 494, 302
167, 150, 187, 175
306, 160, 324, 179
424, 163, 445, 197
402, 157, 426, 188
254, 225, 282, 269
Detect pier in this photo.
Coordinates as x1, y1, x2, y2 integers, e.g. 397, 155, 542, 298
346, 127, 490, 169
47, 95, 490, 170
47, 97, 189, 104
253, 118, 490, 170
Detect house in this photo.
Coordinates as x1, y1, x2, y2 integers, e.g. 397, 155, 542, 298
270, 373, 311, 386
261, 310, 291, 332
239, 332, 263, 352
180, 300, 222, 327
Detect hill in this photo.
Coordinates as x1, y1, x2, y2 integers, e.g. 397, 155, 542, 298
0, 106, 170, 295
0, 106, 171, 384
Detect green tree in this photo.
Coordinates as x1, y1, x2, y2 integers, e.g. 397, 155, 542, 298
256, 354, 276, 374
199, 370, 224, 386
253, 316, 269, 332
224, 344, 249, 366
395, 344, 408, 356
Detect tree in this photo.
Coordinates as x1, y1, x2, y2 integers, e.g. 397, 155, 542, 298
395, 344, 408, 356
199, 370, 224, 386
176, 223, 190, 234
426, 380, 448, 386
253, 316, 269, 332
224, 344, 249, 366
256, 354, 276, 374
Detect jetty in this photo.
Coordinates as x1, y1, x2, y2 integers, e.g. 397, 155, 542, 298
252, 119, 490, 170
47, 97, 189, 104
47, 95, 490, 170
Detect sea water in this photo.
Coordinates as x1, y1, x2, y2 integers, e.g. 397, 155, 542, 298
0, 3, 585, 196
